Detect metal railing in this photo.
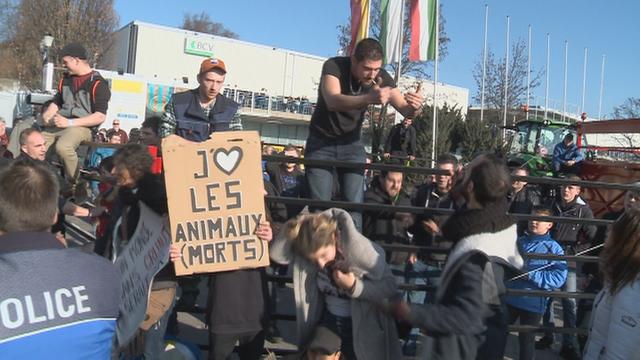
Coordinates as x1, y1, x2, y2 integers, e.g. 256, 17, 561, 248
62, 154, 630, 356
222, 88, 315, 117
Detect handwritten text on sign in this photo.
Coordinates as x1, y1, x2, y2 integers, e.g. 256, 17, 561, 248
162, 132, 268, 275
115, 202, 171, 346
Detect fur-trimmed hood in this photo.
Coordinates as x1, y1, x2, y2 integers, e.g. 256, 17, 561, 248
443, 224, 524, 275
441, 201, 524, 274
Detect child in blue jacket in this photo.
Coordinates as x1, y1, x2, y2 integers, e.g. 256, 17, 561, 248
506, 207, 568, 360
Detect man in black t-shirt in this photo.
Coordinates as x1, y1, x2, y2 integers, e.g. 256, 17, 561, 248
306, 38, 423, 230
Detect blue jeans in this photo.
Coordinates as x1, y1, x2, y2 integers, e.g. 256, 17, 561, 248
405, 260, 429, 305
542, 264, 578, 348
305, 136, 365, 231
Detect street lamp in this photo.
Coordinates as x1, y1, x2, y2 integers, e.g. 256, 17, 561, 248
40, 33, 54, 92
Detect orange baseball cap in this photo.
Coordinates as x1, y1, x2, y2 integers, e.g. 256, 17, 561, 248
199, 57, 227, 75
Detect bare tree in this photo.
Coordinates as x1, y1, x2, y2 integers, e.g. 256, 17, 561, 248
182, 12, 238, 39
612, 97, 640, 119
611, 97, 640, 159
472, 39, 543, 110
0, 0, 119, 89
337, 0, 449, 79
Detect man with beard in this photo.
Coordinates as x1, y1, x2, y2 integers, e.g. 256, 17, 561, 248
305, 38, 423, 230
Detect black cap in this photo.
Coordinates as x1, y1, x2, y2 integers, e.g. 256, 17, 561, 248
60, 42, 88, 60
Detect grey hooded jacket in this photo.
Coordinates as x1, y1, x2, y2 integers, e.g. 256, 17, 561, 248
270, 208, 402, 359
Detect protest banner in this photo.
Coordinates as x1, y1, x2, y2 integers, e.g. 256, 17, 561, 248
115, 202, 172, 346
162, 131, 268, 275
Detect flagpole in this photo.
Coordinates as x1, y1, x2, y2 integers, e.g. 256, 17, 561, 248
544, 33, 550, 120
431, 0, 439, 167
480, 4, 488, 123
598, 54, 605, 120
392, 0, 405, 125
562, 40, 568, 122
394, 0, 405, 84
581, 47, 588, 116
366, 0, 371, 38
526, 24, 531, 120
502, 16, 510, 134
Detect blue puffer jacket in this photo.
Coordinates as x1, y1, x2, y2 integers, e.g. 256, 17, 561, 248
552, 141, 584, 169
506, 232, 568, 314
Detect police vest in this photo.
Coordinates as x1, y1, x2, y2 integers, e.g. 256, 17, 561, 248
172, 90, 239, 142
0, 236, 120, 358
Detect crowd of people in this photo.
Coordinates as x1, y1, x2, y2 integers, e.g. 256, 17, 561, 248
1, 37, 639, 360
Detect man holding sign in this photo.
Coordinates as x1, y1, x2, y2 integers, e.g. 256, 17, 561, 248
306, 38, 424, 230
162, 55, 273, 357
159, 56, 247, 341
164, 131, 273, 360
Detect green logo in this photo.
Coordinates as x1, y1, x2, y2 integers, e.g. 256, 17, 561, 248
185, 37, 215, 57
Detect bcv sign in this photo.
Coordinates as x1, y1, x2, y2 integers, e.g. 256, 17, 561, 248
184, 36, 215, 57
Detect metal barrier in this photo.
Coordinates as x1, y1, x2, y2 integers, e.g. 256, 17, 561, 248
60, 154, 627, 356
260, 154, 617, 343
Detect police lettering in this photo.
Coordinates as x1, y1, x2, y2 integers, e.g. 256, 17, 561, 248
0, 286, 91, 329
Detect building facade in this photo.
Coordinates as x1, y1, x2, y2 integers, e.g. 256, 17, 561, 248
102, 21, 470, 147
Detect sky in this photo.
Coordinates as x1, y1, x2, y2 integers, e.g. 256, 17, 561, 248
115, 0, 640, 119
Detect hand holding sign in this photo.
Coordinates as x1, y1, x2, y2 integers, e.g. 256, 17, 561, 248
254, 221, 273, 242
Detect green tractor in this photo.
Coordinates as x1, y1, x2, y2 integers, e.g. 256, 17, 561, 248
506, 118, 576, 176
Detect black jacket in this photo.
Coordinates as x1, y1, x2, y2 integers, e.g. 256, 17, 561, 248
410, 182, 455, 262
408, 201, 523, 360
508, 185, 542, 235
363, 175, 413, 264
363, 175, 412, 243
265, 162, 305, 219
384, 123, 416, 157
551, 196, 597, 249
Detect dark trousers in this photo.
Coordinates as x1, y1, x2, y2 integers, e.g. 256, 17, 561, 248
508, 305, 543, 360
209, 330, 265, 360
314, 311, 356, 360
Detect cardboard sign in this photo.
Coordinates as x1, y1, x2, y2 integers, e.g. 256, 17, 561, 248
115, 202, 172, 346
162, 132, 268, 275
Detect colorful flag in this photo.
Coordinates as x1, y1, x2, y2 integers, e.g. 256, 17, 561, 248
348, 0, 370, 55
409, 0, 437, 61
380, 0, 403, 64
